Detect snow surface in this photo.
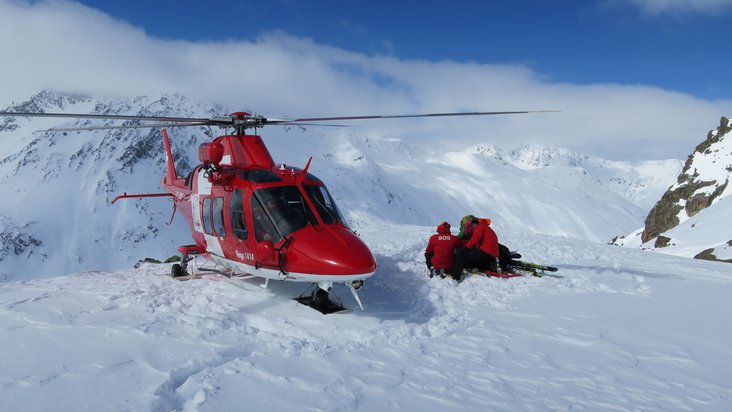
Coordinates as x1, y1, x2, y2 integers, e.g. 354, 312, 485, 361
1, 224, 731, 411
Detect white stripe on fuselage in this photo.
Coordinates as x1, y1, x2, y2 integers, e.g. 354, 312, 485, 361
191, 193, 203, 233
205, 234, 224, 257
194, 171, 224, 256
191, 169, 211, 234
197, 171, 212, 195
208, 254, 375, 283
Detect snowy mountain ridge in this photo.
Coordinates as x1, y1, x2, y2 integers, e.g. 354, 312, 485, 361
466, 142, 682, 210
1, 91, 678, 279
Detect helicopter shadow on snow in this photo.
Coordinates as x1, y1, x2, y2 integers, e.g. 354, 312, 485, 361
341, 254, 438, 323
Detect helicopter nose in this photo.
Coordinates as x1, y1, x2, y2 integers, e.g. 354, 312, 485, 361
286, 226, 376, 276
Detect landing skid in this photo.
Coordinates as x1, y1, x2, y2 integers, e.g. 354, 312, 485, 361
167, 253, 357, 314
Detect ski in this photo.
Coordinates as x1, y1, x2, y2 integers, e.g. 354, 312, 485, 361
512, 261, 558, 272
461, 260, 559, 280
463, 268, 532, 279
482, 270, 525, 279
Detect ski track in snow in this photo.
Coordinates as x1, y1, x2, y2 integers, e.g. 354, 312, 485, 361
1, 225, 732, 411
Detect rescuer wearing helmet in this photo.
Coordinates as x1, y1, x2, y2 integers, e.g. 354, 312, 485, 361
450, 217, 499, 279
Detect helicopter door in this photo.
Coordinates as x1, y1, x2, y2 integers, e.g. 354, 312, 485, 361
229, 189, 249, 241
199, 195, 225, 257
224, 188, 256, 267
249, 193, 280, 267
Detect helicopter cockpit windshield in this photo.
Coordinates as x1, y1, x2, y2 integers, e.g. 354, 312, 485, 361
251, 185, 349, 242
252, 186, 317, 241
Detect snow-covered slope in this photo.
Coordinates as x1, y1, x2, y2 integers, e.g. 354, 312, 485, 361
316, 135, 648, 242
0, 92, 223, 280
497, 143, 682, 210
0, 92, 678, 278
1, 224, 730, 411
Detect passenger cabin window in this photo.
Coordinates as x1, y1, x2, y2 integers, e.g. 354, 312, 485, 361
230, 189, 248, 240
202, 197, 213, 235
213, 197, 226, 237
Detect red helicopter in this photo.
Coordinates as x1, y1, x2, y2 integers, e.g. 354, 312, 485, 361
0, 109, 554, 313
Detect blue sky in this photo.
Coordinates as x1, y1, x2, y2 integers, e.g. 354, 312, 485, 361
1, 0, 731, 160
73, 0, 732, 100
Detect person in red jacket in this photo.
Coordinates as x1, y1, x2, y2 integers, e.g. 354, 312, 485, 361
450, 217, 499, 279
425, 221, 462, 278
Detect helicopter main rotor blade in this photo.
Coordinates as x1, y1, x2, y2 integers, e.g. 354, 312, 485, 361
270, 122, 352, 128
35, 122, 212, 133
0, 111, 213, 123
287, 110, 560, 123
0, 109, 559, 133
0, 111, 236, 132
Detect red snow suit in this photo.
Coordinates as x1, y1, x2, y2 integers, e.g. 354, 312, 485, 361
465, 218, 499, 258
425, 223, 462, 271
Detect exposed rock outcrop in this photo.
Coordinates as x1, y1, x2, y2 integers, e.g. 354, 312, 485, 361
641, 116, 732, 245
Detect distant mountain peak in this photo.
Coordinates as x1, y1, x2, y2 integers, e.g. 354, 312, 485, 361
5, 89, 90, 113
472, 143, 503, 159
507, 143, 584, 169
1, 90, 91, 132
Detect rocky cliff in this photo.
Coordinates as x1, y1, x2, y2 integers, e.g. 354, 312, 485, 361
638, 116, 732, 262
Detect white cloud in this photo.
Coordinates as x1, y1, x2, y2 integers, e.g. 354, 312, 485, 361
0, 0, 730, 161
610, 0, 732, 15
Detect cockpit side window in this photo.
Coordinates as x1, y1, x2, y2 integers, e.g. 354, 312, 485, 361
303, 185, 349, 227
251, 194, 280, 242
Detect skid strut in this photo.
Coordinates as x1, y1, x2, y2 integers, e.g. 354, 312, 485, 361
293, 283, 343, 314
171, 245, 205, 277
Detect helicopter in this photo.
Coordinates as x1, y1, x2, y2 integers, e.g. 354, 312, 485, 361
0, 108, 556, 313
